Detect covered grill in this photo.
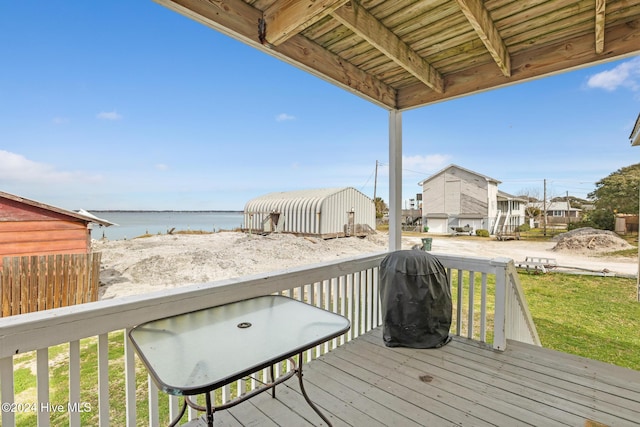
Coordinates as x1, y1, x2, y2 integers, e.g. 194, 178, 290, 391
379, 250, 452, 348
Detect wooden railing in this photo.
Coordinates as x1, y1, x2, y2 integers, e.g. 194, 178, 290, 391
0, 252, 101, 317
0, 251, 538, 426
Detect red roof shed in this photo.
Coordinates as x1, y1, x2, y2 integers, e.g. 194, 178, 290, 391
0, 191, 112, 258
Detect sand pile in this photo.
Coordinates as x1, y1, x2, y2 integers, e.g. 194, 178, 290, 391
94, 232, 389, 299
551, 227, 633, 253
93, 229, 638, 300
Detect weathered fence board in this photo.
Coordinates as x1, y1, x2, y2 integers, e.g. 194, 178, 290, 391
0, 252, 101, 316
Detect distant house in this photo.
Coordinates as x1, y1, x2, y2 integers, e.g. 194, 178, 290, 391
418, 164, 525, 234
244, 187, 375, 238
528, 201, 582, 227
0, 191, 113, 259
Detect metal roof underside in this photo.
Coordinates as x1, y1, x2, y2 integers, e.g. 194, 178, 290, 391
155, 0, 640, 111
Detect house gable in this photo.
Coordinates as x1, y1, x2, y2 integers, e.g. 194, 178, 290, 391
421, 165, 497, 216
419, 164, 525, 234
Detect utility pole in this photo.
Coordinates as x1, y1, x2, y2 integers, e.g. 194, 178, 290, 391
543, 179, 547, 236
373, 160, 378, 202
566, 191, 571, 225
373, 160, 379, 218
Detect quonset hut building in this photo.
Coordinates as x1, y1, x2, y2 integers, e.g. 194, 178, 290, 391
244, 187, 376, 238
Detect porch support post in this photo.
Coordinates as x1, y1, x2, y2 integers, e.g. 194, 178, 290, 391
389, 110, 402, 251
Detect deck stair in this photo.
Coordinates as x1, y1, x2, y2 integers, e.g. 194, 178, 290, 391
492, 210, 502, 235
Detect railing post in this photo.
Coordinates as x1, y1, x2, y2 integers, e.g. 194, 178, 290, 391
124, 330, 137, 426
0, 356, 15, 427
98, 333, 110, 427
491, 258, 510, 351
37, 348, 50, 427
69, 340, 81, 427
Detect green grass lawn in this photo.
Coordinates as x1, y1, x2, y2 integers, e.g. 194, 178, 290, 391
519, 272, 640, 370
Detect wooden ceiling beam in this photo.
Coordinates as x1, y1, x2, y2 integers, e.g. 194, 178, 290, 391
397, 19, 640, 110
262, 0, 349, 46
455, 0, 511, 77
595, 0, 606, 54
155, 0, 397, 108
332, 1, 445, 93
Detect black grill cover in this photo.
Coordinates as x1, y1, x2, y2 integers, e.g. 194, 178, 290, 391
379, 250, 452, 348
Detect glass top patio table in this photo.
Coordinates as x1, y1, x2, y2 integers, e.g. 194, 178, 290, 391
128, 295, 351, 396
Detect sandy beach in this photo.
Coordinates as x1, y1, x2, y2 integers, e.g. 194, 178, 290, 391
93, 231, 637, 300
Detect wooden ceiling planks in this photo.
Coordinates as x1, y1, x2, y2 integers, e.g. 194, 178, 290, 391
396, 18, 640, 109
156, 0, 640, 110
333, 1, 445, 92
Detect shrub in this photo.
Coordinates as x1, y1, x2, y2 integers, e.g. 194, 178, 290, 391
475, 229, 490, 237
516, 223, 531, 232
585, 209, 615, 231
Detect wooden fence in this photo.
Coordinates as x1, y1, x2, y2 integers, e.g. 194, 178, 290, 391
0, 252, 101, 317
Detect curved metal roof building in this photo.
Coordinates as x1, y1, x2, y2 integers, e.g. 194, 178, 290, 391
244, 187, 375, 238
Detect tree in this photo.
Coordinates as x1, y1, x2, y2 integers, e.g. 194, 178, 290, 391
517, 188, 542, 220
584, 209, 615, 231
588, 163, 640, 214
586, 163, 640, 230
374, 197, 388, 219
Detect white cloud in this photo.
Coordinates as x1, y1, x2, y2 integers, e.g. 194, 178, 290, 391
402, 154, 451, 175
276, 113, 295, 122
0, 150, 101, 183
51, 117, 69, 125
155, 163, 169, 171
97, 111, 123, 120
586, 57, 640, 91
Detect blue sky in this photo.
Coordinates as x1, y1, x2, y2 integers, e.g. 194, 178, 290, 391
1, 2, 639, 211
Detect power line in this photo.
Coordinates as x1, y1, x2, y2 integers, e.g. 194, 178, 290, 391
359, 166, 375, 193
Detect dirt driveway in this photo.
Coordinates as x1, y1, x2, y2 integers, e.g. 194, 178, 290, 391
401, 234, 637, 277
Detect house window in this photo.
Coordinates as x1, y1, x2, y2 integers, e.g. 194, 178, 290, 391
552, 210, 564, 217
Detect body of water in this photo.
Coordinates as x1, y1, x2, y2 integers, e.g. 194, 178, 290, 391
89, 211, 244, 241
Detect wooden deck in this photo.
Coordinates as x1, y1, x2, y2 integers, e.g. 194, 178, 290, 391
207, 327, 640, 427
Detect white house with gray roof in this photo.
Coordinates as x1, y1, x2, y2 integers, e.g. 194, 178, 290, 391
418, 164, 525, 235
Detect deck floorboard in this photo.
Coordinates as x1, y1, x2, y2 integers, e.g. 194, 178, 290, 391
206, 328, 640, 426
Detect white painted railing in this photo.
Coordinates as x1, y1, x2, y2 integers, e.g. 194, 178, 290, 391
435, 254, 541, 350
0, 251, 538, 426
501, 257, 541, 348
